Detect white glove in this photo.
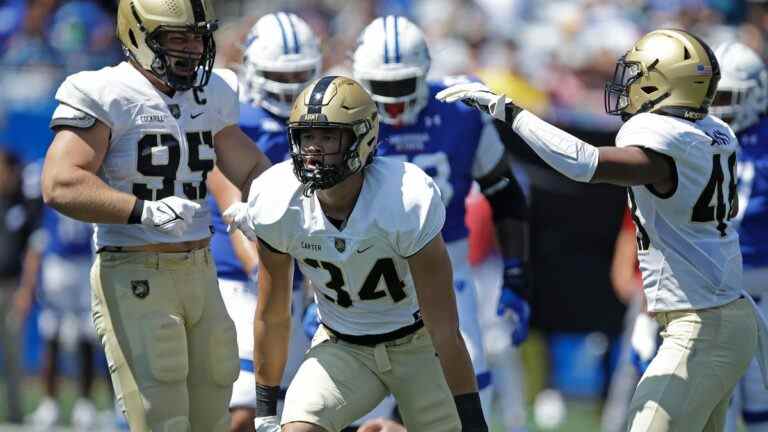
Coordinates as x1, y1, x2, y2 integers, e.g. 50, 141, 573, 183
435, 82, 509, 121
223, 201, 258, 241
141, 196, 200, 237
630, 313, 660, 362
253, 415, 281, 432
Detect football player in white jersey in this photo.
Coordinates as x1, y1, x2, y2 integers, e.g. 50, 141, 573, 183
710, 41, 768, 432
438, 29, 761, 432
40, 0, 272, 430
226, 76, 487, 432
207, 12, 322, 432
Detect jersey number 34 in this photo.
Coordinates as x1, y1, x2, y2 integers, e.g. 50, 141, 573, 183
304, 257, 407, 308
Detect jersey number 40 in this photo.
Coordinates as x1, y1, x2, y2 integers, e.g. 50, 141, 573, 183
691, 153, 737, 237
630, 152, 738, 251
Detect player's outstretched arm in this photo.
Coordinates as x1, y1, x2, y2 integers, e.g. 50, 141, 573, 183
214, 125, 272, 199
42, 123, 138, 223
436, 84, 675, 192
408, 233, 488, 431
252, 238, 293, 421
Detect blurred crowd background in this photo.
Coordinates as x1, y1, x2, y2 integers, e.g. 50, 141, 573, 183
1, 0, 767, 430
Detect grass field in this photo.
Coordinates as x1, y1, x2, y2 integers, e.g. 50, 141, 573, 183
0, 377, 604, 432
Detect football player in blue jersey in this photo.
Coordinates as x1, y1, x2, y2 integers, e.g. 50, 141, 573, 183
711, 41, 768, 432
13, 201, 98, 429
206, 12, 321, 432
351, 16, 530, 419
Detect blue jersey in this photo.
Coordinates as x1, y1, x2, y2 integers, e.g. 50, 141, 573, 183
737, 116, 768, 269
41, 206, 92, 257
376, 80, 505, 243
209, 103, 290, 282
240, 103, 291, 163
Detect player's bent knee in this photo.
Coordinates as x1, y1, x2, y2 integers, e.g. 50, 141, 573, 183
210, 320, 239, 386
146, 315, 188, 383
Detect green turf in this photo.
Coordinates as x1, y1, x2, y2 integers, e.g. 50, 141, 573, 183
2, 377, 608, 431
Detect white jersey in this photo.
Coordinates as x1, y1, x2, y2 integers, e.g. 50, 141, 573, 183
246, 158, 445, 335
50, 61, 239, 247
616, 112, 742, 312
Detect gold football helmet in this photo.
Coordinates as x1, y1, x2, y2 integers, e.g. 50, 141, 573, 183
116, 0, 218, 91
605, 29, 720, 121
288, 76, 379, 194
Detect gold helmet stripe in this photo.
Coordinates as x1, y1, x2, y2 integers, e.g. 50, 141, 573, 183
307, 75, 339, 114
190, 0, 206, 23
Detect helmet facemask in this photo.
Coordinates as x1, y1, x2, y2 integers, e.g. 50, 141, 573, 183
244, 66, 319, 116
143, 21, 217, 92
605, 57, 643, 117
289, 120, 373, 196
364, 76, 428, 126
604, 56, 669, 121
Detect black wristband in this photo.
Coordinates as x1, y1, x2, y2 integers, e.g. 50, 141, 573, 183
505, 101, 523, 124
255, 384, 279, 417
454, 392, 488, 431
127, 199, 144, 224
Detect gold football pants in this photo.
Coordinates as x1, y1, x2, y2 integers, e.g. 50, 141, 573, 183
91, 249, 239, 431
627, 298, 757, 432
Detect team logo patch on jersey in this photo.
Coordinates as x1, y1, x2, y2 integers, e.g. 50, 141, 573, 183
131, 280, 150, 299
168, 104, 181, 119
334, 238, 346, 253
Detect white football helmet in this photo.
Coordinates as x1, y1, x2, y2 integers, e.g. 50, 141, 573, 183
711, 41, 768, 132
353, 16, 431, 126
241, 12, 322, 117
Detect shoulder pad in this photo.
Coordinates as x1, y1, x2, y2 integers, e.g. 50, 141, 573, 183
50, 104, 96, 129
54, 70, 113, 128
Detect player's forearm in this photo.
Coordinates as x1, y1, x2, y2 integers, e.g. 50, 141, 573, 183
239, 154, 271, 199
509, 110, 600, 183
430, 328, 479, 395
253, 316, 291, 386
214, 125, 272, 200
42, 166, 137, 223
230, 231, 259, 274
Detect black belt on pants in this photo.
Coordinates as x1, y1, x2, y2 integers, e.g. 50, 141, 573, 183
325, 319, 424, 346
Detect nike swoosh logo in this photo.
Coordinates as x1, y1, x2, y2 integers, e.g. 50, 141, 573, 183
356, 245, 373, 254
154, 204, 183, 227
191, 112, 204, 119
